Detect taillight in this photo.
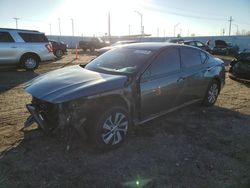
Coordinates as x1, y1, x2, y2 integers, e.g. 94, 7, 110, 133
45, 44, 53, 52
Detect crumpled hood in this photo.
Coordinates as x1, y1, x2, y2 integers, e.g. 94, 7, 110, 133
25, 65, 127, 103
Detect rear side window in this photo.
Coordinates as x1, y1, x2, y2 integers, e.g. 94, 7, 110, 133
149, 48, 181, 76
19, 33, 48, 42
0, 32, 14, 42
181, 47, 202, 67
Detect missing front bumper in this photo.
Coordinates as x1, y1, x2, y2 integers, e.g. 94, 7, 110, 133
25, 104, 47, 131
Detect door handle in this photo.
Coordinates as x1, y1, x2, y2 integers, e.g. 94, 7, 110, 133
11, 46, 18, 48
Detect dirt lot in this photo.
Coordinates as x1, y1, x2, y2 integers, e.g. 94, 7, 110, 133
0, 51, 249, 188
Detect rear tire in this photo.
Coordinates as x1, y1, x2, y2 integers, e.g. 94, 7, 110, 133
55, 49, 64, 58
87, 106, 130, 150
203, 80, 220, 106
21, 55, 39, 71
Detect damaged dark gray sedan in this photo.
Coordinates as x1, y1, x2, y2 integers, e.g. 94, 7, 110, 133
24, 43, 225, 150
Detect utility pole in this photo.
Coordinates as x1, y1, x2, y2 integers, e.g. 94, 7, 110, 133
13, 17, 20, 29
71, 18, 74, 36
157, 27, 159, 37
58, 18, 61, 36
129, 24, 130, 36
228, 16, 233, 36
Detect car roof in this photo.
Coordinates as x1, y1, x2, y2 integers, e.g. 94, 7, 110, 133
122, 42, 184, 51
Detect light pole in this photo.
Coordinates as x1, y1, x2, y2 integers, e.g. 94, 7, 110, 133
49, 23, 52, 35
13, 17, 20, 29
173, 23, 180, 37
134, 10, 143, 36
71, 18, 74, 36
58, 18, 61, 36
228, 16, 233, 36
108, 11, 111, 40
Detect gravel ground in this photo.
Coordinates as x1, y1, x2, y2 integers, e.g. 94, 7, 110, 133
0, 52, 249, 188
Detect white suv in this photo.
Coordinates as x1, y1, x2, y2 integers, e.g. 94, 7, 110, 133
0, 28, 55, 70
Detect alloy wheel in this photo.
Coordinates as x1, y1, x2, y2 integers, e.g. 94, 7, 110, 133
24, 58, 37, 69
207, 83, 219, 104
101, 112, 128, 145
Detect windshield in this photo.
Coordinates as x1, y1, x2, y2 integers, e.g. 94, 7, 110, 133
85, 48, 154, 74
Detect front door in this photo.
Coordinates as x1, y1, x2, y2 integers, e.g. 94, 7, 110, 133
140, 47, 183, 119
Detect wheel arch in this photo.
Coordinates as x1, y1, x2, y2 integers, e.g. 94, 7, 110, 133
87, 94, 129, 111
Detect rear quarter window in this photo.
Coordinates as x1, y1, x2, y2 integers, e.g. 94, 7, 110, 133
181, 47, 202, 67
0, 32, 14, 42
19, 33, 48, 42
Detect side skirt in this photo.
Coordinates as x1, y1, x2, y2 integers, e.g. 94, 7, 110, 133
134, 99, 202, 126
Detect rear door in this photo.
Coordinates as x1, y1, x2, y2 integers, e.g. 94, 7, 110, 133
0, 31, 18, 64
175, 47, 208, 105
140, 47, 184, 118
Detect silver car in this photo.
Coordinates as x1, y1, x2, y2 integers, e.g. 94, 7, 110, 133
0, 28, 55, 70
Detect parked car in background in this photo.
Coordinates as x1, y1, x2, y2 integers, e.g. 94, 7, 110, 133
97, 40, 138, 55
181, 40, 211, 52
24, 43, 225, 150
79, 37, 109, 52
49, 40, 67, 58
0, 28, 55, 70
166, 38, 184, 43
229, 49, 250, 80
211, 40, 239, 56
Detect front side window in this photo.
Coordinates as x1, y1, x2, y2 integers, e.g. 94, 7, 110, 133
0, 32, 14, 42
149, 48, 181, 77
19, 33, 48, 42
181, 47, 202, 67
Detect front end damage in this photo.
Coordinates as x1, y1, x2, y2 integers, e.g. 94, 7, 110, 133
24, 97, 88, 139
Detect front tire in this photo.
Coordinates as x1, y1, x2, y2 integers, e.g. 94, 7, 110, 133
203, 80, 220, 106
87, 106, 130, 150
21, 55, 39, 71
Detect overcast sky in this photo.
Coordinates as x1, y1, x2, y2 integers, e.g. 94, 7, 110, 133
0, 0, 250, 37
